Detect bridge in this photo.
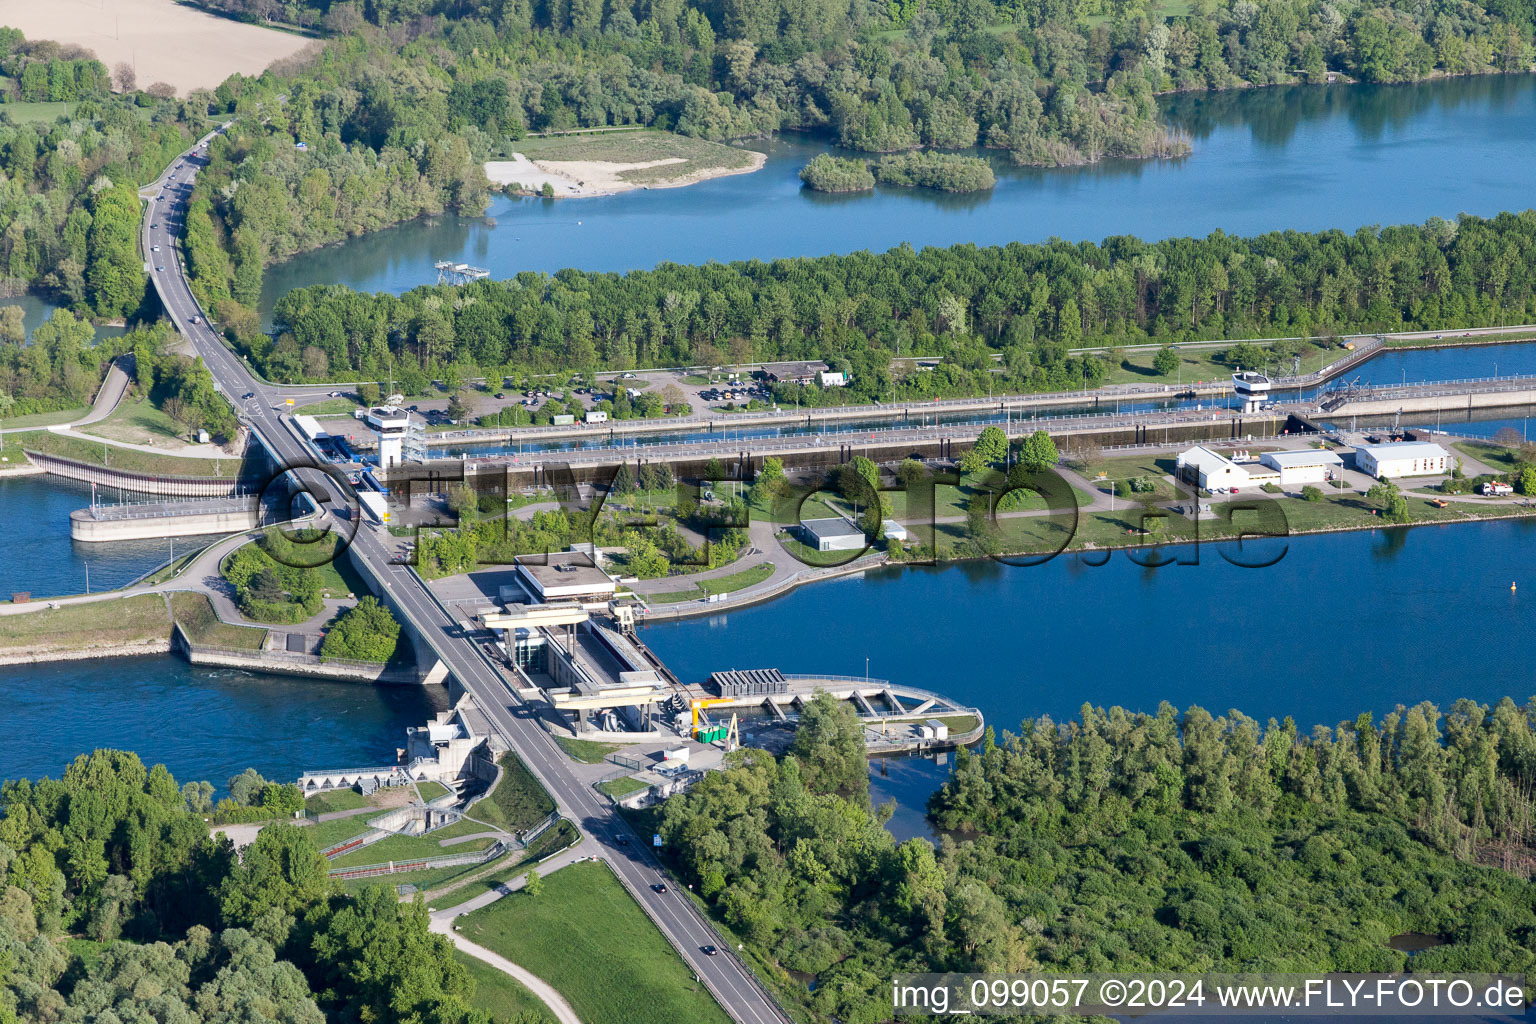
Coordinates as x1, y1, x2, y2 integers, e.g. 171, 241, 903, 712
142, 129, 789, 1024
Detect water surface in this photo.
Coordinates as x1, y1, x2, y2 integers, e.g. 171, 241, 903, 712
260, 74, 1536, 319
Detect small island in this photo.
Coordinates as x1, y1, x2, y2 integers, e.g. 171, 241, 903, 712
800, 151, 995, 194
798, 154, 876, 192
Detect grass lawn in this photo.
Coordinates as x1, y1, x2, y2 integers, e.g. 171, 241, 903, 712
459, 859, 732, 1024
303, 788, 372, 815
0, 594, 169, 651
468, 753, 556, 834
294, 397, 360, 416
0, 405, 91, 428
554, 737, 624, 763
169, 592, 267, 649
454, 949, 556, 1024
931, 487, 1536, 561
515, 129, 755, 185
417, 780, 450, 801
78, 395, 190, 447
1454, 441, 1520, 473
646, 561, 776, 603
597, 776, 650, 800
328, 821, 499, 869
12, 429, 251, 477
309, 816, 376, 852
0, 100, 74, 124
425, 822, 579, 912
339, 857, 507, 896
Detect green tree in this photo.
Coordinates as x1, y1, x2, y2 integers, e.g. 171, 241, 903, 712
960, 426, 1008, 473
320, 597, 402, 663
789, 692, 868, 798
1153, 346, 1179, 376
1013, 430, 1059, 472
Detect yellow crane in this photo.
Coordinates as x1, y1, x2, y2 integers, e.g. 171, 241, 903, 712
690, 698, 734, 734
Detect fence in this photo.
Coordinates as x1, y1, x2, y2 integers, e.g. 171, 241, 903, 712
23, 450, 253, 497
329, 839, 509, 880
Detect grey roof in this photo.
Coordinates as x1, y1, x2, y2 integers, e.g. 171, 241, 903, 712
801, 517, 865, 539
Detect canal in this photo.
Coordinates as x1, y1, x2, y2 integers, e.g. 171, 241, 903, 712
6, 71, 1536, 825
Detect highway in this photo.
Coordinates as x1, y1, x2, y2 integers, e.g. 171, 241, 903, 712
141, 130, 790, 1024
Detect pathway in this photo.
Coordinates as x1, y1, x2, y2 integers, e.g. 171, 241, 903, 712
0, 358, 131, 436
428, 846, 592, 1024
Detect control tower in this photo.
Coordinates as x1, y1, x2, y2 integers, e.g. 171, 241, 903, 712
365, 406, 411, 469
1232, 369, 1272, 413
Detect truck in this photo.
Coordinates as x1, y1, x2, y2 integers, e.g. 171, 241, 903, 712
1480, 481, 1514, 496
358, 491, 389, 524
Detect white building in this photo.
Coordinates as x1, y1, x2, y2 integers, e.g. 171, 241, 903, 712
513, 551, 619, 604
364, 406, 411, 469
818, 370, 849, 387
800, 517, 866, 551
1354, 441, 1450, 478
1176, 445, 1251, 491
1259, 448, 1344, 486
586, 409, 608, 424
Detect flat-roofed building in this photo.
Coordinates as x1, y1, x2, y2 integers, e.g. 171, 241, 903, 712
1259, 448, 1344, 486
800, 517, 867, 552
513, 551, 618, 604
1354, 441, 1450, 478
364, 406, 411, 468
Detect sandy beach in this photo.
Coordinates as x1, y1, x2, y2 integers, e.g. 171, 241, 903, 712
0, 0, 313, 95
485, 148, 767, 198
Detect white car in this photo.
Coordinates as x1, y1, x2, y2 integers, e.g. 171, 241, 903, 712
151, 245, 160, 252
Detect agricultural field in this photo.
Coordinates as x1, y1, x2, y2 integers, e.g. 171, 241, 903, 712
0, 0, 311, 95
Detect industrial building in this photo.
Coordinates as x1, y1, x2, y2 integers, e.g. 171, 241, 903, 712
1258, 448, 1345, 486
800, 517, 867, 551
1354, 441, 1450, 478
511, 551, 619, 605
1176, 445, 1254, 491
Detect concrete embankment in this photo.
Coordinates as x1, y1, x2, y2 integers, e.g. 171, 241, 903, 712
1330, 388, 1536, 417
0, 636, 171, 666
70, 501, 261, 542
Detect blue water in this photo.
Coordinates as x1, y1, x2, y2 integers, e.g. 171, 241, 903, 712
0, 475, 193, 599
0, 656, 445, 790
260, 74, 1536, 318
643, 519, 1536, 737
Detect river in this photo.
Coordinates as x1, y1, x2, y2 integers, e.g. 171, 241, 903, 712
259, 74, 1536, 319
644, 518, 1536, 837
7, 72, 1536, 820
1, 656, 445, 791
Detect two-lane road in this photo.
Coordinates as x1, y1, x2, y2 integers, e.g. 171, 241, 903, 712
140, 132, 789, 1024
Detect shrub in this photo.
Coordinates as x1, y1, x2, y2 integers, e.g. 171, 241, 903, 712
799, 154, 874, 192
1261, 482, 1281, 493
873, 152, 995, 192
1301, 485, 1323, 501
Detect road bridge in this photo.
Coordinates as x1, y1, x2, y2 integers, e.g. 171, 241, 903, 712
142, 128, 790, 1024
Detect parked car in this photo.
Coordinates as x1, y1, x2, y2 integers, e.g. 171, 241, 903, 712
495, 392, 505, 399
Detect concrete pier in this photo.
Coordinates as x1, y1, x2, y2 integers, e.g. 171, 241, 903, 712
70, 497, 261, 541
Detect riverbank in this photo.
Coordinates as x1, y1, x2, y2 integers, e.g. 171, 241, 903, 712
485, 131, 765, 198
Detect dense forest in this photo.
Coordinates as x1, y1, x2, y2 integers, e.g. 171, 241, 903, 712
0, 33, 191, 314
0, 750, 539, 1024
176, 0, 1536, 307
658, 693, 1536, 1023
258, 211, 1536, 403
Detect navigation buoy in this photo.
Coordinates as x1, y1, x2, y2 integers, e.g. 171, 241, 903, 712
1512, 581, 1518, 591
